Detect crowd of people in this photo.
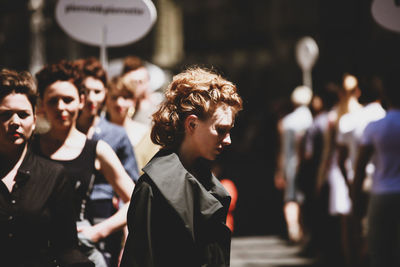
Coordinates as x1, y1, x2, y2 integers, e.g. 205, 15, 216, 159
3, 52, 400, 267
0, 58, 243, 267
274, 70, 400, 267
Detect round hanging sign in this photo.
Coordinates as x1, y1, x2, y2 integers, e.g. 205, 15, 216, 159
55, 0, 157, 47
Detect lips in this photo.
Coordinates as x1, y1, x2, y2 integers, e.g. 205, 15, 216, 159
88, 103, 96, 111
9, 131, 23, 139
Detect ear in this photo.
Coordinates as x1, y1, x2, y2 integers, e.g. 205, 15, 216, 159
32, 113, 37, 132
79, 94, 85, 110
185, 114, 198, 134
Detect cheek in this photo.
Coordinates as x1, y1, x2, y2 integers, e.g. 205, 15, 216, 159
126, 100, 135, 108
41, 105, 53, 117
95, 94, 106, 103
23, 118, 35, 133
69, 101, 83, 112
119, 99, 133, 108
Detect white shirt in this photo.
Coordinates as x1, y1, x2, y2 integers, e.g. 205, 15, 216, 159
337, 102, 386, 180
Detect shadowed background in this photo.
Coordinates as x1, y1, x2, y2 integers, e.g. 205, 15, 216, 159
1, 0, 400, 237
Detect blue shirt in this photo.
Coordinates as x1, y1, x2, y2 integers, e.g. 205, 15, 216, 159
362, 109, 400, 194
90, 117, 139, 200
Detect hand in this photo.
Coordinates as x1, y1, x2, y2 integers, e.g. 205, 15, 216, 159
77, 224, 104, 243
274, 174, 286, 190
112, 195, 120, 210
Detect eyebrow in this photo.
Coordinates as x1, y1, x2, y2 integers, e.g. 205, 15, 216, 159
0, 107, 32, 111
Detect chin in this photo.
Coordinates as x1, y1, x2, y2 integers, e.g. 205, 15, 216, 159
208, 154, 217, 161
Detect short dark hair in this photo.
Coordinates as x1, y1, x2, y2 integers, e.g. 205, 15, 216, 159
74, 57, 107, 86
36, 60, 81, 98
0, 68, 37, 111
122, 56, 145, 75
359, 75, 383, 104
320, 82, 340, 111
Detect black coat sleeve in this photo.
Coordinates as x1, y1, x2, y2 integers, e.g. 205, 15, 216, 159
120, 177, 155, 267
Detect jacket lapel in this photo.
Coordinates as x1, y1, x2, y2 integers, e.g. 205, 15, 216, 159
143, 151, 230, 241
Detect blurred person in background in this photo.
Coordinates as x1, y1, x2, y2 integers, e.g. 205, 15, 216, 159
106, 75, 160, 174
0, 68, 93, 267
316, 73, 362, 266
120, 67, 243, 267
337, 75, 385, 267
74, 57, 139, 267
295, 82, 340, 258
33, 60, 135, 267
274, 85, 313, 243
120, 56, 164, 126
352, 68, 400, 267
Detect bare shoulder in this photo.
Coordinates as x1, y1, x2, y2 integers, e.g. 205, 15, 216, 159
96, 140, 115, 159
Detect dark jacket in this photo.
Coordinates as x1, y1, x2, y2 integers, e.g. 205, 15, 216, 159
0, 148, 94, 267
120, 150, 232, 267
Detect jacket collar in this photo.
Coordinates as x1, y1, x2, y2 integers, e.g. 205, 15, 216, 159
143, 150, 231, 239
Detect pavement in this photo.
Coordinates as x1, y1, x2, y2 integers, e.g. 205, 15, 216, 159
231, 236, 317, 267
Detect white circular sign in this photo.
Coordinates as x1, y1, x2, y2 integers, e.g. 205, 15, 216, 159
371, 0, 400, 33
55, 0, 157, 47
295, 36, 319, 71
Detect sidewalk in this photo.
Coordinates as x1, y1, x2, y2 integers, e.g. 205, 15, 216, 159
231, 236, 317, 267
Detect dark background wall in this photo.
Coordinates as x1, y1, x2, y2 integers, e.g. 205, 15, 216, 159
1, 0, 400, 236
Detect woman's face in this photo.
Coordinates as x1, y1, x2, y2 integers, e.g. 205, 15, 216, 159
81, 77, 106, 117
106, 87, 135, 123
41, 80, 83, 131
0, 93, 35, 151
123, 67, 149, 99
190, 105, 234, 161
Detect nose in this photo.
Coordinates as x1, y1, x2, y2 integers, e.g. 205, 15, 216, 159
86, 90, 95, 102
9, 113, 21, 128
116, 96, 125, 106
222, 133, 231, 146
56, 99, 66, 110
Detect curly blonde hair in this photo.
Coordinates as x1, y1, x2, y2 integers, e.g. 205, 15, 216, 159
151, 67, 243, 149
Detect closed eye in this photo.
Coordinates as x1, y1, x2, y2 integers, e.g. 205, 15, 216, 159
216, 126, 231, 136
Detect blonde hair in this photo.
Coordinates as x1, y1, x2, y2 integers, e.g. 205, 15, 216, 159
151, 67, 243, 149
108, 75, 137, 99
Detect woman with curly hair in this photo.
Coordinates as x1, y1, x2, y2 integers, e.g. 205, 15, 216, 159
32, 60, 135, 267
120, 67, 243, 267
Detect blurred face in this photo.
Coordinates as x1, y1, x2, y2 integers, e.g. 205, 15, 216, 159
82, 77, 106, 116
123, 67, 150, 98
41, 81, 83, 130
106, 87, 135, 123
191, 105, 234, 161
0, 93, 35, 151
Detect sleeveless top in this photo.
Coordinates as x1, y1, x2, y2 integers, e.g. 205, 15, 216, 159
32, 136, 98, 221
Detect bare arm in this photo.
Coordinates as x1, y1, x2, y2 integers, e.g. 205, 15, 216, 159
78, 140, 135, 242
274, 120, 286, 190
